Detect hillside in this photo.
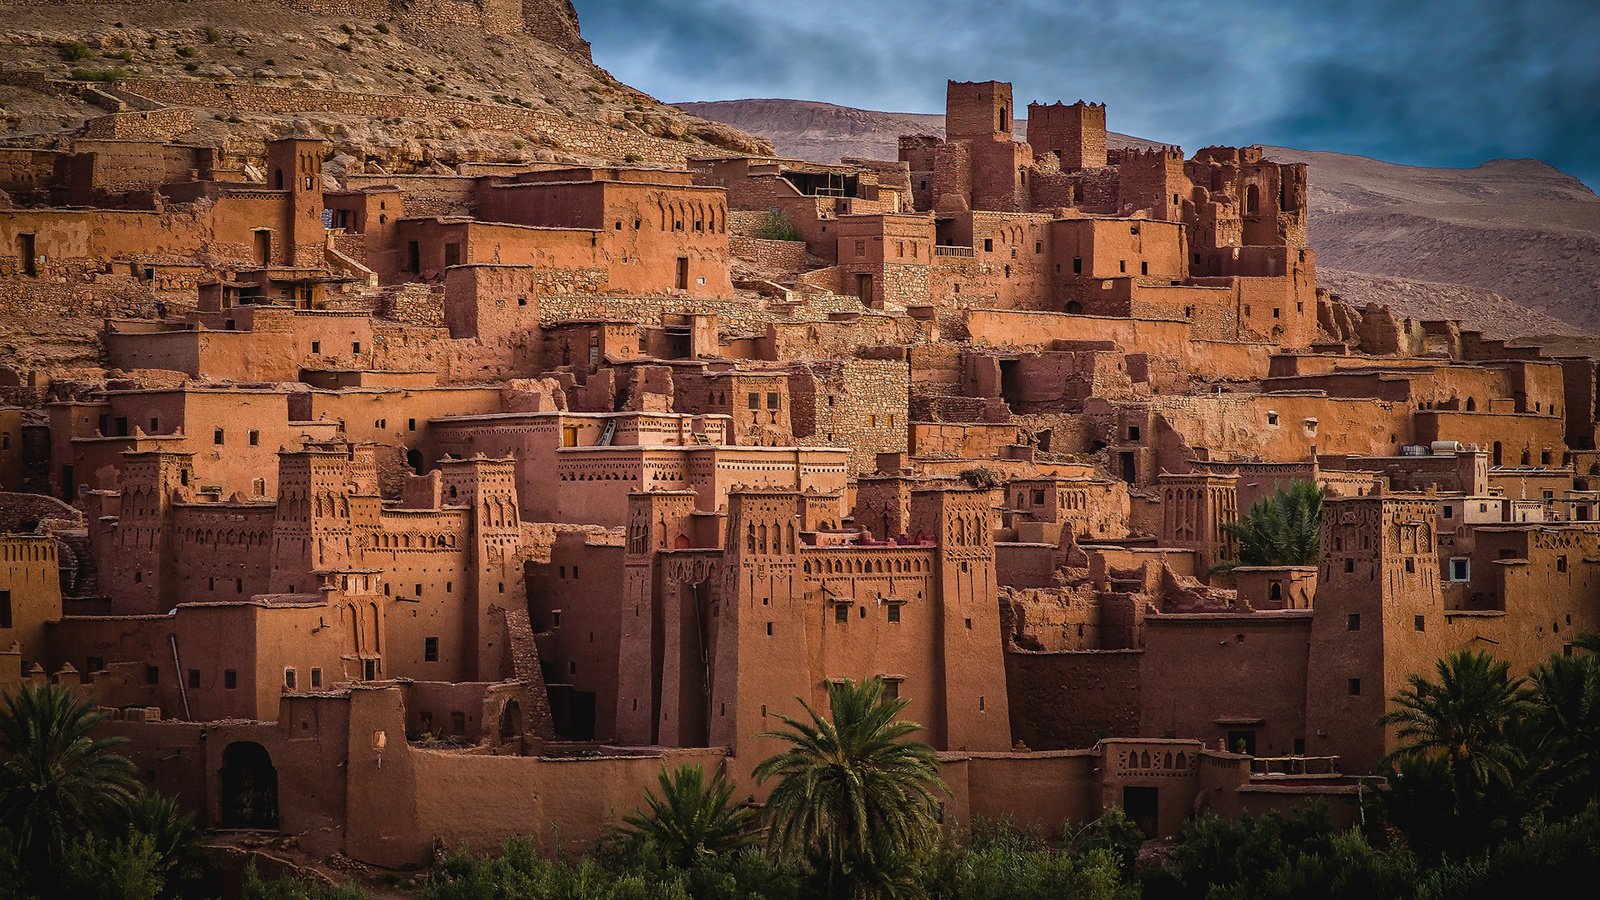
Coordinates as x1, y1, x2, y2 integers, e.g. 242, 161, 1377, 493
0, 1, 771, 172
680, 98, 1600, 341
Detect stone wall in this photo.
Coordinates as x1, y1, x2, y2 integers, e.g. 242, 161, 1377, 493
729, 236, 812, 278
81, 107, 195, 142
788, 358, 910, 475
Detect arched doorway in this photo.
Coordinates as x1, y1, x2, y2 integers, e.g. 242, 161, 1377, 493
220, 741, 279, 829
499, 700, 523, 744
406, 448, 425, 475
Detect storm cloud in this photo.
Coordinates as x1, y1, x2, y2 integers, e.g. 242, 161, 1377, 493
574, 0, 1600, 189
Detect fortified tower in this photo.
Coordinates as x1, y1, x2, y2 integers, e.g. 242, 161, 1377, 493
265, 137, 326, 268
945, 80, 1015, 141
269, 442, 375, 592
439, 454, 523, 681
1304, 494, 1443, 772
909, 485, 1012, 751
106, 449, 193, 613
616, 490, 699, 744
1027, 100, 1107, 170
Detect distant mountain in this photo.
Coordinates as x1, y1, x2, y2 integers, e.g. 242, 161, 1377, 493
679, 99, 1600, 341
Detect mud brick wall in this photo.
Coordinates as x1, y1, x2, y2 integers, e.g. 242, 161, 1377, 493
1004, 648, 1142, 749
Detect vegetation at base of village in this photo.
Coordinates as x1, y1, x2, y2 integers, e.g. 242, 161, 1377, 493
7, 654, 1600, 899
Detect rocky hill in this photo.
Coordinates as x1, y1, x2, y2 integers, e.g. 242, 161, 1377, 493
0, 1, 771, 172
680, 99, 1600, 341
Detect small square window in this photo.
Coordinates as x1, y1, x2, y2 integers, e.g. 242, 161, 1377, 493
248, 430, 260, 446
145, 665, 159, 685
748, 392, 760, 410
224, 669, 237, 689
1414, 615, 1426, 632
983, 238, 993, 252
835, 604, 849, 624
187, 669, 200, 689
767, 391, 780, 410
424, 637, 439, 662
1348, 678, 1361, 696
213, 428, 225, 445
311, 667, 322, 688
887, 604, 901, 623
284, 668, 297, 689
1347, 613, 1361, 631
1344, 559, 1355, 573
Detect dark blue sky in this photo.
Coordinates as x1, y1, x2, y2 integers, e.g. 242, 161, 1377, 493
575, 0, 1600, 190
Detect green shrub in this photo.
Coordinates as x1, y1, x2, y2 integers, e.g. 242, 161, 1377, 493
55, 40, 94, 62
176, 45, 196, 58
67, 68, 128, 82
755, 208, 803, 242
202, 25, 221, 43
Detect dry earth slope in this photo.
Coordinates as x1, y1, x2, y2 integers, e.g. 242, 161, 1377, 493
680, 99, 1600, 343
0, 1, 772, 171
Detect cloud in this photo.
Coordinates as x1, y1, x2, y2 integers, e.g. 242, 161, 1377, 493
574, 0, 1600, 188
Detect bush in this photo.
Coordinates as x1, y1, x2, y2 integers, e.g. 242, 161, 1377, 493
202, 26, 221, 43
1141, 804, 1417, 900
55, 40, 93, 62
1417, 804, 1600, 899
754, 208, 802, 242
176, 45, 196, 58
244, 862, 370, 900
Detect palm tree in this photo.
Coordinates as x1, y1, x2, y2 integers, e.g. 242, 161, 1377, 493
620, 764, 758, 869
0, 682, 138, 869
1211, 480, 1324, 574
754, 677, 946, 898
1530, 650, 1600, 812
1379, 650, 1531, 815
125, 791, 212, 893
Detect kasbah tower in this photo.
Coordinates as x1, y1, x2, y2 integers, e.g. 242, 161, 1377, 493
0, 0, 1593, 872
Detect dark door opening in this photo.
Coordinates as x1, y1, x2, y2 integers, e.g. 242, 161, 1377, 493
254, 230, 271, 267
1123, 785, 1159, 839
499, 699, 523, 744
18, 233, 36, 276
998, 359, 1022, 407
1492, 441, 1503, 466
568, 691, 597, 741
406, 448, 425, 475
59, 465, 74, 501
407, 240, 421, 272
220, 741, 279, 829
675, 257, 690, 290
1119, 451, 1137, 483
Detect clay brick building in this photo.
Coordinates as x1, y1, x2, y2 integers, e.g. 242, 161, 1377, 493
0, 59, 1594, 870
